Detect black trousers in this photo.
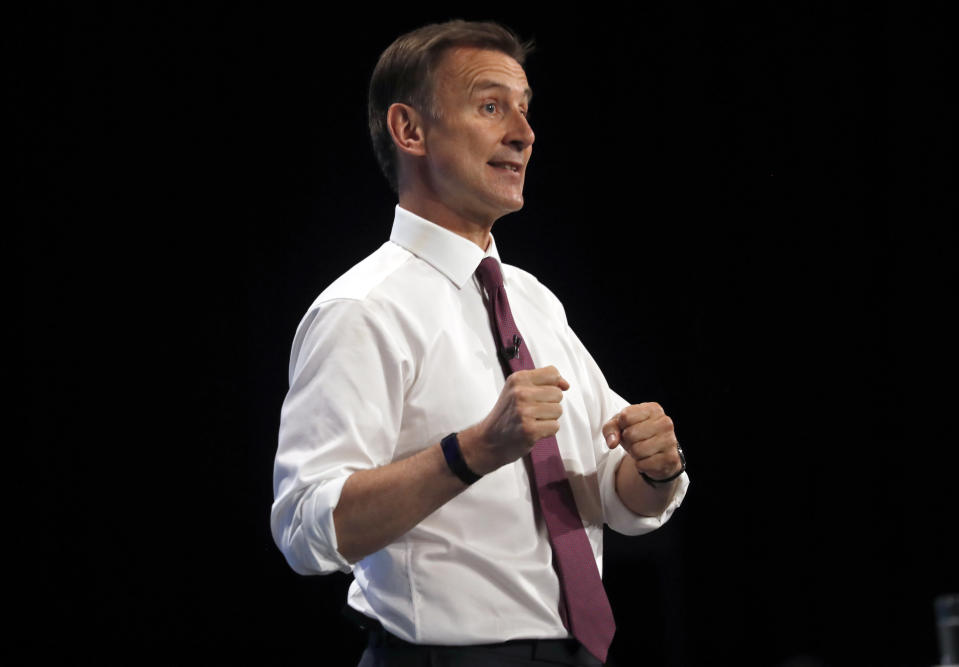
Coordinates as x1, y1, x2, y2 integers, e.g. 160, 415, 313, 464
356, 628, 604, 667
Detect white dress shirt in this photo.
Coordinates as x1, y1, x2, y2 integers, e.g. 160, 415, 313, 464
271, 205, 689, 645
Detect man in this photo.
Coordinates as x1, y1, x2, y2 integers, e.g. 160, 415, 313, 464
271, 20, 689, 666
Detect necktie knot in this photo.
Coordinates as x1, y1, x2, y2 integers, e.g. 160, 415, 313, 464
475, 257, 504, 290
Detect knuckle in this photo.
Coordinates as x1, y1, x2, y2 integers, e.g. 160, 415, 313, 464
522, 421, 538, 440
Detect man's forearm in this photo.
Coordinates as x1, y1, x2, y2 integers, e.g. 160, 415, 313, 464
332, 427, 480, 563
613, 455, 681, 517
332, 368, 571, 563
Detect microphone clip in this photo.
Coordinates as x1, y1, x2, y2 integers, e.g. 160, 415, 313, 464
500, 334, 522, 361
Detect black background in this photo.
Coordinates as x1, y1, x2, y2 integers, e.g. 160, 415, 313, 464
16, 3, 955, 665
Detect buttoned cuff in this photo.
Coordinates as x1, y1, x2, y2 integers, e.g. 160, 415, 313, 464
600, 446, 690, 536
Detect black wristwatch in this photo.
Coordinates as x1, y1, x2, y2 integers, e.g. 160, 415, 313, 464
640, 443, 686, 487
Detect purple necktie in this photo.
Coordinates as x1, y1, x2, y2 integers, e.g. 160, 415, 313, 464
474, 256, 616, 664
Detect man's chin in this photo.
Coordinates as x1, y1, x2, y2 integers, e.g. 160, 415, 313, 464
505, 198, 524, 212
497, 192, 526, 214
465, 191, 526, 224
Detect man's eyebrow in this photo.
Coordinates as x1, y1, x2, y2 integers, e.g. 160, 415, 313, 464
471, 80, 533, 103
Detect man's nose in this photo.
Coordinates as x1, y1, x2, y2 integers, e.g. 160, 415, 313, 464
505, 111, 535, 151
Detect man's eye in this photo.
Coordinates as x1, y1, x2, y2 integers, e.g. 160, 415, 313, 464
484, 103, 497, 114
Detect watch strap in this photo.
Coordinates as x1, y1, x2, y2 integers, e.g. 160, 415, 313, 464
441, 432, 483, 485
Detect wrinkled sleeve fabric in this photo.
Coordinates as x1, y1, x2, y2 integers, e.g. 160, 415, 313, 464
271, 297, 408, 575
568, 325, 689, 537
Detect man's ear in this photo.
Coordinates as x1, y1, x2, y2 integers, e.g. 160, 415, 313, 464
387, 103, 428, 157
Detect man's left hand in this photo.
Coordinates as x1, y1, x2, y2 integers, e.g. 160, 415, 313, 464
602, 402, 683, 481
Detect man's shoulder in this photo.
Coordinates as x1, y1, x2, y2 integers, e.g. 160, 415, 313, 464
287, 242, 417, 382
290, 242, 414, 359
292, 237, 447, 350
312, 241, 414, 306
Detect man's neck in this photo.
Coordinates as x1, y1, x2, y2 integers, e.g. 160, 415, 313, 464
398, 193, 493, 251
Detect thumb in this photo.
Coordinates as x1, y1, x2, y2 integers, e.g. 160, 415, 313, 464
602, 415, 622, 449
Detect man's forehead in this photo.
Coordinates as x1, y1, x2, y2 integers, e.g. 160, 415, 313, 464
436, 46, 532, 99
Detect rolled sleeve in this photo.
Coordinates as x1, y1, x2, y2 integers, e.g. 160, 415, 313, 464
271, 298, 408, 575
271, 476, 352, 574
600, 450, 690, 536
566, 324, 690, 536
595, 386, 691, 536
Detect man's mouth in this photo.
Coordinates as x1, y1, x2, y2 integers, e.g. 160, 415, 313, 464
488, 161, 521, 173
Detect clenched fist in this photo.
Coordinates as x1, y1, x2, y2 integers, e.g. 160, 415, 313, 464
459, 366, 570, 476
602, 402, 683, 482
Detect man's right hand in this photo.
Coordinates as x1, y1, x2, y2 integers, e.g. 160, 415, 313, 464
459, 366, 570, 476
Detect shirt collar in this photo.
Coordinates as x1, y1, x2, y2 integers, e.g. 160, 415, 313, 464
389, 205, 503, 289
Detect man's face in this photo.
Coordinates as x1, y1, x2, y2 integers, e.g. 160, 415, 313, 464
421, 46, 535, 226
